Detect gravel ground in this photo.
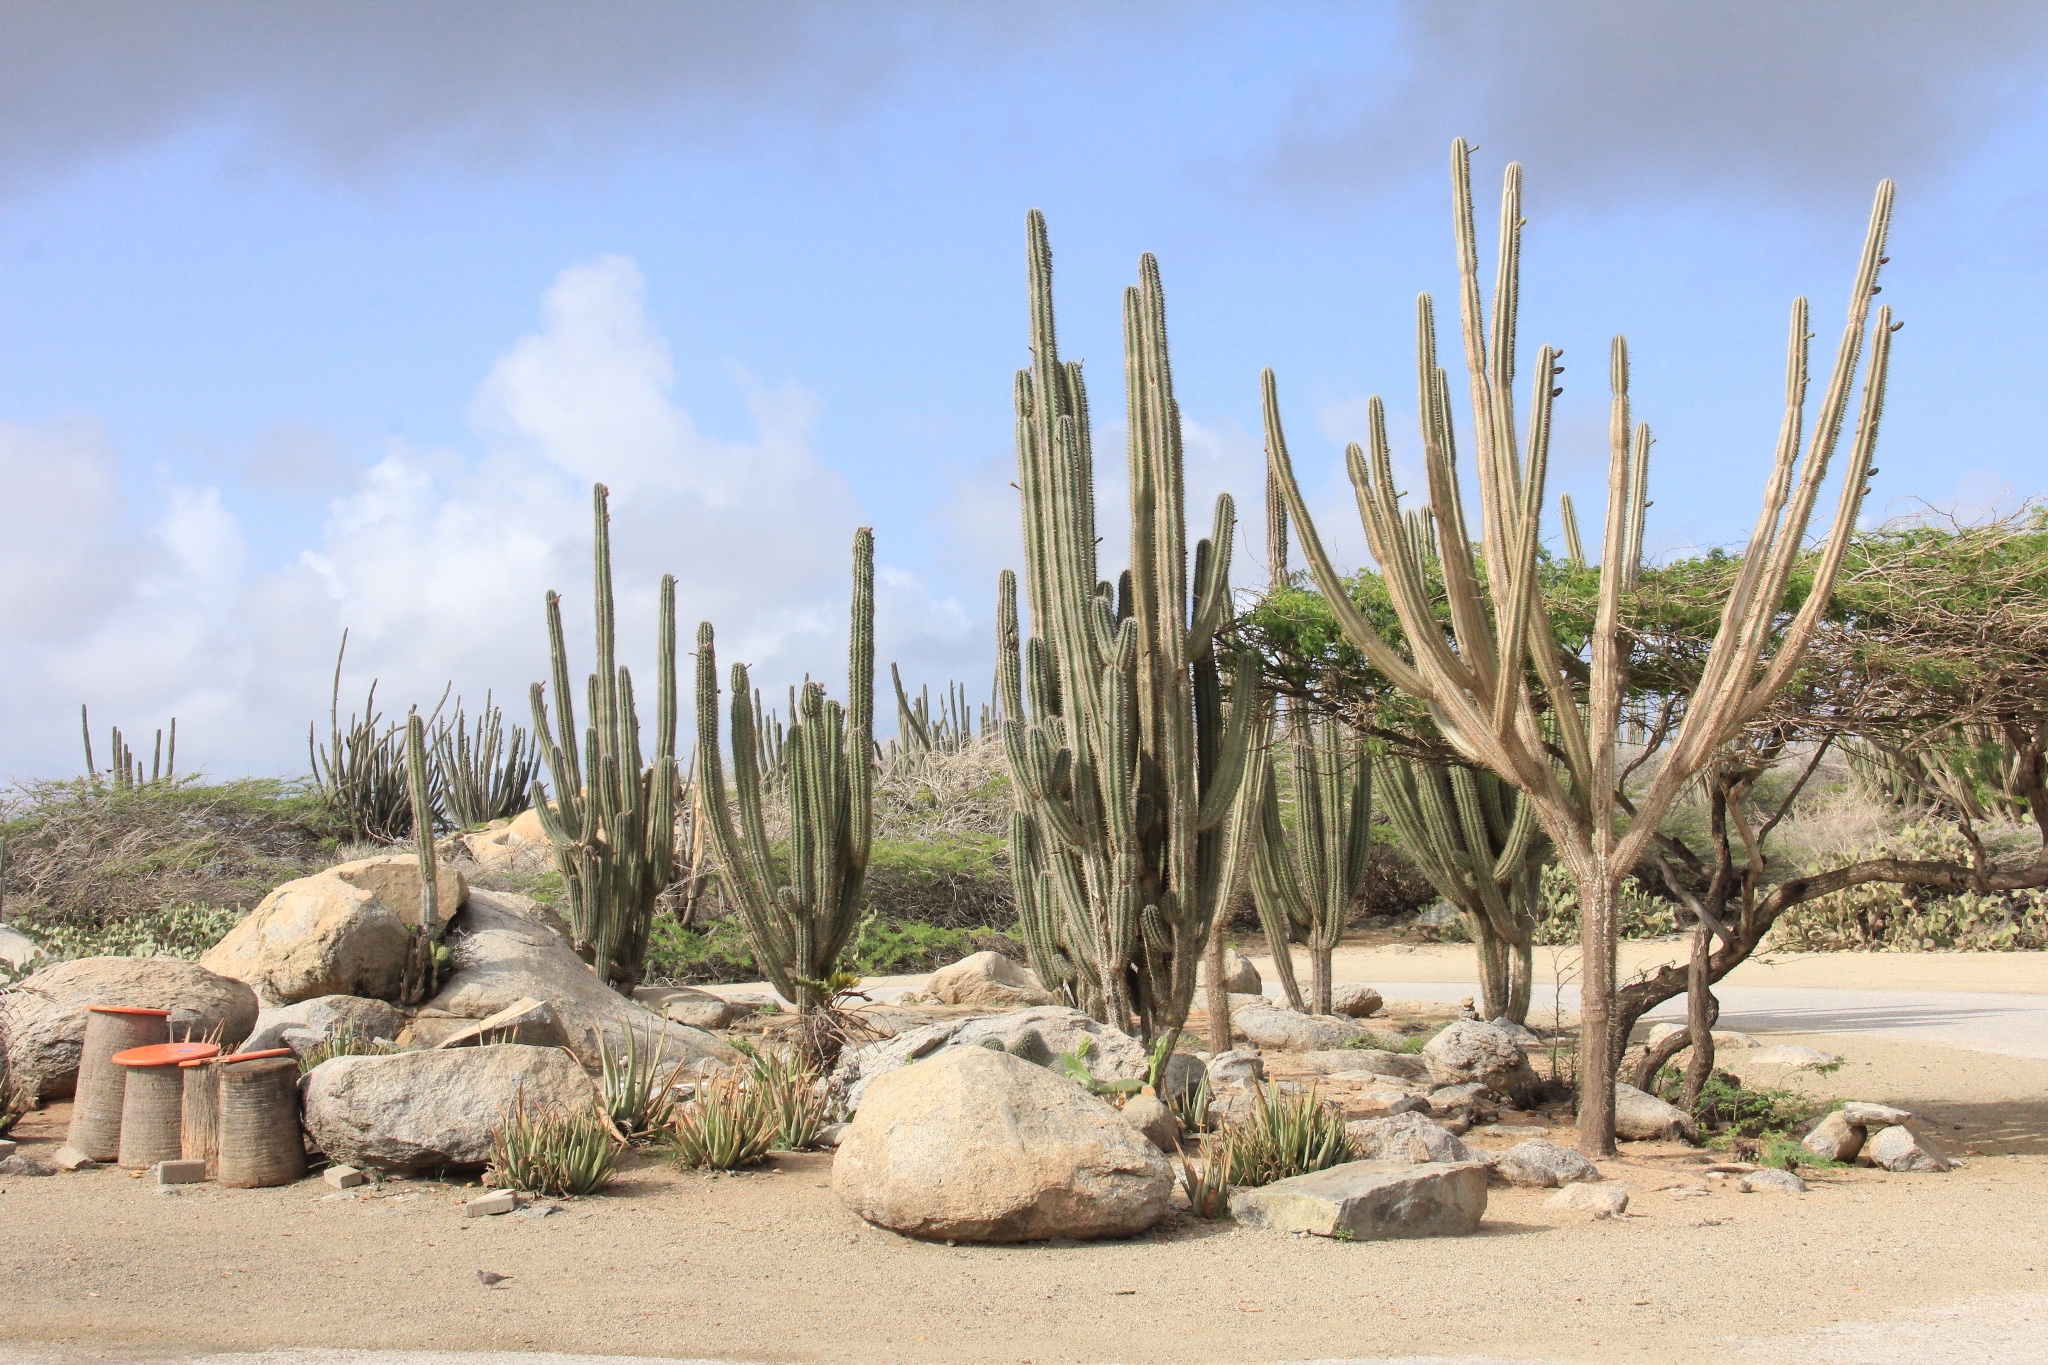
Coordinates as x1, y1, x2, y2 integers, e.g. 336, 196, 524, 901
2, 1032, 2045, 1365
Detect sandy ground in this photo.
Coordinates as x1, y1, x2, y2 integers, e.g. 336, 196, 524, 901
4, 1031, 2046, 1365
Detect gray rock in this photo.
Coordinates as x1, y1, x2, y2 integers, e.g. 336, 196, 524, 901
1157, 1053, 1207, 1108
0, 925, 43, 969
1414, 902, 1461, 930
1345, 1112, 1472, 1164
434, 997, 572, 1051
1737, 1168, 1808, 1193
300, 1043, 597, 1173
466, 1189, 517, 1216
1866, 1124, 1951, 1173
1197, 947, 1261, 996
832, 1046, 1172, 1243
1229, 1160, 1488, 1240
1737, 1044, 1839, 1071
52, 1146, 96, 1171
245, 995, 409, 1053
1119, 1095, 1182, 1153
1487, 1018, 1545, 1050
831, 1005, 1149, 1115
1422, 1021, 1540, 1101
1329, 984, 1383, 1019
1841, 1101, 1914, 1128
1375, 1093, 1432, 1117
0, 956, 259, 1102
925, 951, 1054, 1009
1294, 1048, 1427, 1080
1546, 1182, 1629, 1217
1429, 1081, 1495, 1109
1492, 1139, 1599, 1188
0, 1154, 53, 1177
1613, 1082, 1698, 1142
428, 891, 737, 1073
1230, 1002, 1377, 1052
1802, 1111, 1865, 1164
631, 985, 745, 1031
1206, 1048, 1265, 1088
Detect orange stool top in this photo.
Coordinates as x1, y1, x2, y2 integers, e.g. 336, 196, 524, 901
112, 1042, 221, 1068
222, 1047, 295, 1064
89, 1005, 172, 1018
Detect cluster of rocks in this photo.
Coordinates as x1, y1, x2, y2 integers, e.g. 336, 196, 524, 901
1, 852, 740, 1180
1802, 1101, 1952, 1172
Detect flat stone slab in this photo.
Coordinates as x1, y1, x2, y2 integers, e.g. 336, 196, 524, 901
1228, 1160, 1488, 1240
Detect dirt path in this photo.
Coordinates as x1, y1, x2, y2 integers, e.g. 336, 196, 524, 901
4, 1033, 2044, 1365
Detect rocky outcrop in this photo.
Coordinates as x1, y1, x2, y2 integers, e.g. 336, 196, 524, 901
831, 1005, 1148, 1114
1345, 1112, 1472, 1164
428, 891, 737, 1072
0, 956, 257, 1102
300, 1044, 595, 1172
925, 951, 1053, 1008
1229, 1160, 1488, 1240
832, 1046, 1173, 1242
245, 994, 409, 1053
1421, 1020, 1540, 1101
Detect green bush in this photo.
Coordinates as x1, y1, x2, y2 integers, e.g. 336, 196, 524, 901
642, 913, 1022, 985
1533, 864, 1678, 944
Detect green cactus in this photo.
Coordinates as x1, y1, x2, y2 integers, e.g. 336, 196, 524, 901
997, 210, 1257, 1043
406, 711, 441, 938
695, 527, 875, 1013
1379, 757, 1548, 1024
82, 706, 177, 792
529, 483, 680, 992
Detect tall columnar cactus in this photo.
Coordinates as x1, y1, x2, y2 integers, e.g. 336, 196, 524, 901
1239, 706, 1374, 1017
394, 711, 446, 1005
1380, 757, 1547, 1023
1265, 140, 1896, 1153
696, 527, 875, 1012
529, 484, 680, 992
998, 211, 1256, 1043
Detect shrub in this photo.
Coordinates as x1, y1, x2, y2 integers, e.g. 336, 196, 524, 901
1533, 864, 1677, 944
487, 1091, 621, 1197
664, 1073, 778, 1170
296, 1025, 406, 1073
1214, 1085, 1352, 1189
1179, 1134, 1232, 1218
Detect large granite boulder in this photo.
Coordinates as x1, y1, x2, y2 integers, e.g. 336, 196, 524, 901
1492, 1139, 1599, 1188
831, 1005, 1148, 1114
0, 956, 258, 1102
324, 855, 468, 928
301, 1044, 596, 1172
244, 994, 409, 1053
832, 1046, 1172, 1242
428, 891, 737, 1072
1421, 1020, 1540, 1101
1329, 983, 1384, 1019
201, 873, 411, 1005
925, 951, 1053, 1008
1229, 1160, 1488, 1240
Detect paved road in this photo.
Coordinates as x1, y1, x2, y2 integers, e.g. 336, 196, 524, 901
1315, 980, 2048, 1060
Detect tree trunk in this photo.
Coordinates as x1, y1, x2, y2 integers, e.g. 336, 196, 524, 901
1576, 869, 1621, 1157
1681, 923, 1717, 1109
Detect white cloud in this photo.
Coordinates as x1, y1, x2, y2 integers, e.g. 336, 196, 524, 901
0, 254, 972, 778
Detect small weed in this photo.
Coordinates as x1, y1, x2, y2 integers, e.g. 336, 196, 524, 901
297, 1025, 406, 1073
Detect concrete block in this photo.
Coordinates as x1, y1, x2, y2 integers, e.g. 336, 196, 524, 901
154, 1159, 207, 1185
466, 1188, 518, 1216
324, 1164, 367, 1189
52, 1146, 97, 1172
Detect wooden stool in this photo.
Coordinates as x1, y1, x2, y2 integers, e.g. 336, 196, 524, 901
217, 1055, 306, 1188
67, 1006, 170, 1161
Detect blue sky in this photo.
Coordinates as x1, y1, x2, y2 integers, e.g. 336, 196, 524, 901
4, 1, 2046, 779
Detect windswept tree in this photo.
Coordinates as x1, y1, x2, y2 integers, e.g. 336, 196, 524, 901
1265, 139, 1897, 1154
